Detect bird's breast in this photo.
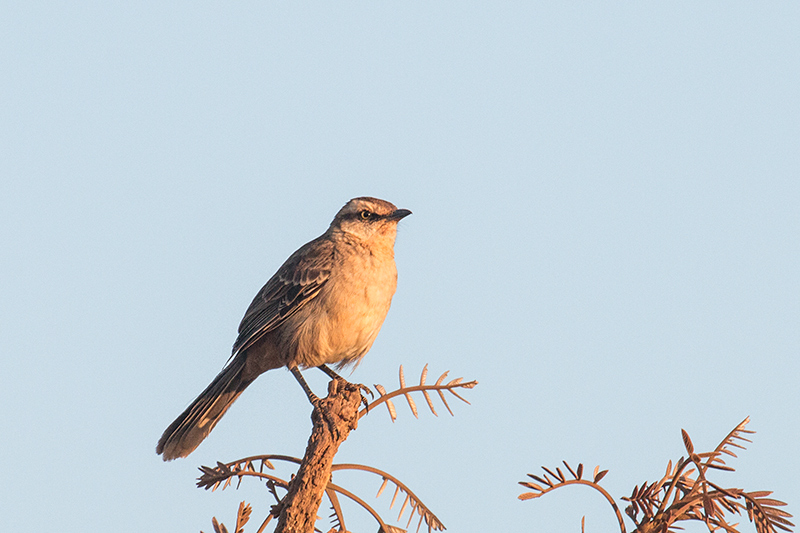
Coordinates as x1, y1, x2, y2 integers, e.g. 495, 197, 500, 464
292, 246, 398, 368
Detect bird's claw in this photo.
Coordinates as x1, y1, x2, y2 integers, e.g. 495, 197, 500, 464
359, 383, 374, 398
353, 383, 372, 412
359, 394, 370, 412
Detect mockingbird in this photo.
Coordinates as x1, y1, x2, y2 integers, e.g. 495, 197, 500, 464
156, 197, 411, 460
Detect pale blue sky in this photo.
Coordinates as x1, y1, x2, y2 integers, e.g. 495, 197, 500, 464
1, 2, 798, 532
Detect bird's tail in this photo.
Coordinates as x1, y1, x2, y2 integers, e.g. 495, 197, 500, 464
157, 355, 254, 461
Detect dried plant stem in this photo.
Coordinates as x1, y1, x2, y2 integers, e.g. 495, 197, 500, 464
655, 457, 692, 516
274, 378, 362, 533
538, 479, 627, 533
361, 380, 476, 419
522, 419, 794, 533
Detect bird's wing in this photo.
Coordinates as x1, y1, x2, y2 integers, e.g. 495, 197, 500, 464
232, 236, 334, 355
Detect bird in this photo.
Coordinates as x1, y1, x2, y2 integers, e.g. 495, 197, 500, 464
156, 197, 411, 461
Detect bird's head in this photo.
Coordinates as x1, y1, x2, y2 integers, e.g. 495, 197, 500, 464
328, 197, 411, 244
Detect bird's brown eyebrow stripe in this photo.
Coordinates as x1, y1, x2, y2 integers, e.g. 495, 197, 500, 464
341, 211, 385, 221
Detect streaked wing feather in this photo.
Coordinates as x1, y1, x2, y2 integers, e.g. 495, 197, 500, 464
232, 237, 333, 355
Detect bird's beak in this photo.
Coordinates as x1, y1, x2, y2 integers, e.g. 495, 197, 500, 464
388, 208, 412, 221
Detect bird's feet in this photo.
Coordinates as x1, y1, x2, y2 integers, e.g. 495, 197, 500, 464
316, 364, 373, 412
355, 382, 373, 412
330, 378, 373, 412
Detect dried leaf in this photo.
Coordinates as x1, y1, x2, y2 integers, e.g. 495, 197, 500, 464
375, 384, 397, 422
437, 390, 454, 416
376, 477, 389, 498
212, 517, 227, 533
404, 392, 419, 418
234, 502, 251, 533
682, 429, 694, 455
390, 485, 401, 509
527, 474, 550, 486
398, 493, 410, 520
422, 390, 437, 417
703, 494, 714, 518
542, 466, 559, 482
448, 389, 471, 405
753, 498, 789, 508
707, 464, 736, 472
406, 501, 418, 528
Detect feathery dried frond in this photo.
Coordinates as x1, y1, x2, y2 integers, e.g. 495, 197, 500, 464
211, 516, 226, 533
234, 502, 252, 533
197, 456, 295, 492
202, 502, 251, 533
638, 418, 793, 533
362, 365, 477, 420
518, 461, 626, 533
520, 419, 793, 533
331, 463, 445, 532
197, 455, 445, 533
698, 416, 754, 473
744, 491, 794, 533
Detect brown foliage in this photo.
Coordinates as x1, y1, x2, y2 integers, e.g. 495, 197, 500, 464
519, 417, 793, 533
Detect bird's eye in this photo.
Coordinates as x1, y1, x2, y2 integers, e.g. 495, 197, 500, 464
359, 210, 373, 221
